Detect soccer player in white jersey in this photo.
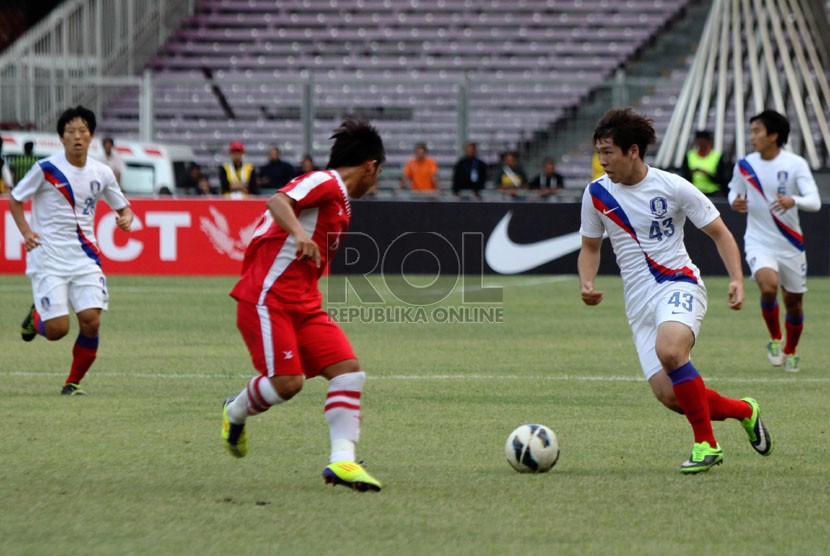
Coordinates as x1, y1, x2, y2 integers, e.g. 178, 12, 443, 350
8, 106, 133, 396
221, 119, 385, 491
728, 110, 821, 373
578, 108, 772, 473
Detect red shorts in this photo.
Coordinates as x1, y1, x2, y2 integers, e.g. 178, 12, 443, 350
236, 301, 356, 378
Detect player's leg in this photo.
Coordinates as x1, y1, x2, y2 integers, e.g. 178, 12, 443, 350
750, 252, 784, 365
62, 273, 109, 395
300, 312, 380, 491
23, 274, 71, 342
778, 253, 807, 372
222, 302, 303, 458
655, 285, 723, 473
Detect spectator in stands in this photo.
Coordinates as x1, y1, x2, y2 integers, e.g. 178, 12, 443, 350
258, 145, 295, 194
219, 141, 257, 198
196, 175, 218, 196
99, 137, 126, 184
680, 130, 730, 197
298, 154, 317, 175
400, 142, 439, 193
496, 151, 527, 196
527, 157, 565, 198
0, 135, 13, 195
452, 142, 487, 198
179, 162, 205, 195
11, 141, 39, 183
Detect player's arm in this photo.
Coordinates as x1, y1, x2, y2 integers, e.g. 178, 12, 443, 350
578, 235, 604, 306
726, 163, 747, 212
774, 165, 821, 213
7, 195, 40, 251
115, 206, 133, 231
266, 192, 321, 267
700, 217, 744, 310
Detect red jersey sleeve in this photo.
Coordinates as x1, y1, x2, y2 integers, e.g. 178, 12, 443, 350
281, 171, 339, 210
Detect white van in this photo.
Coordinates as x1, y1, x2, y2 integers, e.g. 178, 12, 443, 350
0, 131, 195, 196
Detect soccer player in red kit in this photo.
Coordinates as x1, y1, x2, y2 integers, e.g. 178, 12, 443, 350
221, 119, 385, 492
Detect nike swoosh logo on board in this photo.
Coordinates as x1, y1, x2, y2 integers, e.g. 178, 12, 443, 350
485, 211, 583, 274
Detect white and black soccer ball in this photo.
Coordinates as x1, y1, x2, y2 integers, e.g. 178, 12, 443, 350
505, 424, 560, 473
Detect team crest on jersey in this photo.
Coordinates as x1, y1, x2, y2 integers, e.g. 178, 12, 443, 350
649, 197, 668, 218
776, 171, 788, 194
40, 297, 51, 311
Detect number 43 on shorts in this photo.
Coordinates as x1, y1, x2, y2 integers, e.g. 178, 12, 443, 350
668, 291, 693, 312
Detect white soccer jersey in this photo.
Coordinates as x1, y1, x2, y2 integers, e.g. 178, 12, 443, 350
580, 166, 720, 314
727, 150, 820, 255
11, 151, 129, 276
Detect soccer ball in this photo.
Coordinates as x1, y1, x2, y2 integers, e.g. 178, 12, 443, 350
505, 424, 560, 473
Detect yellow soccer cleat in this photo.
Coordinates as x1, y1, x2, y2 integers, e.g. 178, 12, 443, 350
322, 461, 382, 492
221, 397, 248, 458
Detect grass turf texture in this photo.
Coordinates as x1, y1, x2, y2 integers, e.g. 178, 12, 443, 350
1, 274, 829, 555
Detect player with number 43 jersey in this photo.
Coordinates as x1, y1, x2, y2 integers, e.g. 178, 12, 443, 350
579, 109, 772, 474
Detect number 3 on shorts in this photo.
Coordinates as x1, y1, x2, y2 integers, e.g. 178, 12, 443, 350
668, 291, 693, 312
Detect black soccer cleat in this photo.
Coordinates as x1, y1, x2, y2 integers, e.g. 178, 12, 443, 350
21, 304, 36, 342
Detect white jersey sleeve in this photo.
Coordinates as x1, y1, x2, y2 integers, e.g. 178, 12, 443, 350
579, 181, 606, 238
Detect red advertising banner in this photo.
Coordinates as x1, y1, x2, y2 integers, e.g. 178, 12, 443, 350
0, 198, 267, 275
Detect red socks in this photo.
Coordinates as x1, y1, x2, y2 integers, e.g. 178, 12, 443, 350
706, 389, 752, 422
784, 313, 804, 355
667, 362, 716, 446
66, 334, 98, 385
760, 299, 782, 341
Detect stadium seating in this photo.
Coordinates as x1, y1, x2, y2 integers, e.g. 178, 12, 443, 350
99, 0, 693, 189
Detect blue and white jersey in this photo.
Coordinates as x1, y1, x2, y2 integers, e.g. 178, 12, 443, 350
580, 166, 719, 315
11, 151, 129, 276
727, 150, 819, 255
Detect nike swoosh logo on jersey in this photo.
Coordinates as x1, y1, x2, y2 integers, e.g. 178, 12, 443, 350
602, 207, 617, 215
485, 211, 582, 274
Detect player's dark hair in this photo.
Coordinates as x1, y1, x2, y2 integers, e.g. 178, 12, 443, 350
57, 105, 97, 136
750, 110, 790, 146
695, 130, 713, 141
326, 118, 385, 169
593, 108, 657, 159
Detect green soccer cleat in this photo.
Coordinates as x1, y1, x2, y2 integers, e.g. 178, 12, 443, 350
767, 339, 783, 367
680, 441, 723, 474
322, 461, 382, 492
21, 304, 36, 342
784, 354, 800, 373
740, 398, 773, 456
221, 397, 248, 458
60, 383, 87, 396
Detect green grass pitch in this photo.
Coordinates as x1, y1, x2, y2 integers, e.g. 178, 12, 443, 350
1, 274, 829, 555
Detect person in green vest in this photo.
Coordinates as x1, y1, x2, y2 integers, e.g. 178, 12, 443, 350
681, 130, 730, 197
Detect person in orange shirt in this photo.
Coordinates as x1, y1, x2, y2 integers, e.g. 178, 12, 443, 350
400, 143, 439, 192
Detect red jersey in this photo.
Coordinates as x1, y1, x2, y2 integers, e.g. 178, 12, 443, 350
230, 170, 351, 311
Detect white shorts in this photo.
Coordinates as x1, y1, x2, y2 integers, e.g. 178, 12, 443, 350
31, 271, 109, 321
627, 283, 708, 380
745, 248, 807, 294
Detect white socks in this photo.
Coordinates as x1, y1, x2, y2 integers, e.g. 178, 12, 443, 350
227, 375, 284, 424
325, 371, 365, 463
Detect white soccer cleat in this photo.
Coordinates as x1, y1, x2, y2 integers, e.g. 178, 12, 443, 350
766, 340, 784, 367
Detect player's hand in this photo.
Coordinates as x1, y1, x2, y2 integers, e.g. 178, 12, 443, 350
770, 194, 794, 214
295, 233, 321, 268
23, 230, 41, 251
115, 212, 133, 232
581, 284, 604, 306
727, 279, 744, 310
731, 193, 747, 213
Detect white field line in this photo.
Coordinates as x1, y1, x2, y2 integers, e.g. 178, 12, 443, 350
3, 370, 828, 384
